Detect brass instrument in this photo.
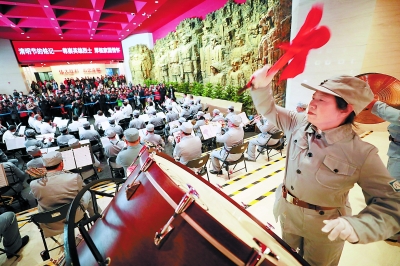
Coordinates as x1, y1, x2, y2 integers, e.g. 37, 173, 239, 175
355, 73, 400, 124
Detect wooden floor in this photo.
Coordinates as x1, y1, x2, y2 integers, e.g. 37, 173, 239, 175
1, 129, 399, 266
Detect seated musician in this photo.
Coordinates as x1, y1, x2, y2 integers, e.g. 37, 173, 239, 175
211, 109, 225, 122
148, 109, 164, 127
107, 118, 123, 136
129, 110, 146, 130
30, 151, 99, 236
168, 117, 186, 144
224, 105, 235, 122
94, 111, 108, 130
180, 104, 192, 119
245, 116, 280, 162
56, 126, 76, 147
165, 106, 179, 123
173, 122, 202, 165
143, 124, 165, 148
193, 111, 207, 139
79, 121, 100, 141
39, 117, 57, 134
67, 115, 82, 133
210, 115, 244, 175
24, 129, 53, 149
26, 146, 44, 168
116, 128, 142, 176
103, 129, 125, 158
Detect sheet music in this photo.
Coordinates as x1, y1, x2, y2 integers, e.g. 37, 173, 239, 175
5, 137, 25, 150
200, 123, 221, 140
78, 118, 87, 123
139, 114, 150, 123
157, 112, 166, 119
73, 145, 93, 168
18, 125, 26, 136
36, 133, 54, 141
173, 130, 195, 143
61, 149, 76, 171
101, 121, 110, 130
56, 119, 69, 128
238, 112, 250, 125
0, 164, 8, 188
139, 128, 147, 140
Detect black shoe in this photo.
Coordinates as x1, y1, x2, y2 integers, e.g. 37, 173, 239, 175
7, 235, 29, 259
210, 170, 223, 175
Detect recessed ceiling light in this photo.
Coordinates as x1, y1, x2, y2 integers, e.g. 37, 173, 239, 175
50, 18, 55, 20
41, 63, 43, 64
67, 62, 70, 64
142, 12, 146, 16
55, 27, 58, 29
10, 24, 15, 27
126, 29, 129, 31
44, 64, 46, 65
21, 32, 24, 34
96, 9, 100, 12
118, 38, 121, 40
121, 34, 124, 36
44, 5, 49, 8
61, 37, 63, 39
92, 28, 95, 30
27, 36, 30, 38
94, 20, 97, 22
133, 23, 136, 25
90, 37, 93, 39
131, 13, 135, 15
59, 33, 62, 35
155, 1, 158, 3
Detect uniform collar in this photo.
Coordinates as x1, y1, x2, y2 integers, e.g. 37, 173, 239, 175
304, 122, 354, 144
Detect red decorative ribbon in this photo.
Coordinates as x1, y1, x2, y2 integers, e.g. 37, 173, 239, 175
268, 3, 331, 81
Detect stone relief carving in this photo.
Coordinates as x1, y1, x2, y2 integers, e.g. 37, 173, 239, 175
129, 0, 291, 106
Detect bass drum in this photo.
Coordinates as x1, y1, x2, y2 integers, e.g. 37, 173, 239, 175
74, 150, 308, 266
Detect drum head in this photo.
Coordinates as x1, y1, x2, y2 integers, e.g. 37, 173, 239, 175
356, 73, 400, 124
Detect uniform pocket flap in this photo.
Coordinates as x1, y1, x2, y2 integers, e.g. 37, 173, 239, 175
323, 155, 356, 176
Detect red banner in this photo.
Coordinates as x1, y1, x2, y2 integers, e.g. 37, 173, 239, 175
12, 41, 124, 63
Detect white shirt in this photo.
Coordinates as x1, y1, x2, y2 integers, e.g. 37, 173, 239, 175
68, 121, 82, 132
111, 110, 125, 124
34, 120, 43, 133
122, 104, 133, 118
94, 115, 108, 129
2, 131, 16, 143
28, 116, 35, 128
40, 123, 56, 134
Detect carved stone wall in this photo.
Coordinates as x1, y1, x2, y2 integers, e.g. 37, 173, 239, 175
128, 44, 154, 86
129, 0, 292, 106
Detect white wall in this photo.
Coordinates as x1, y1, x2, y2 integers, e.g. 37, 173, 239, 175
0, 39, 29, 94
121, 33, 153, 84
286, 0, 377, 111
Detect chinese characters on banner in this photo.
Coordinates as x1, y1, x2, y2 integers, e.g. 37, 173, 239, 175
12, 41, 124, 63
58, 68, 102, 75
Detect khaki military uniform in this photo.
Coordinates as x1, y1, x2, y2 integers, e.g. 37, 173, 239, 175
250, 88, 400, 266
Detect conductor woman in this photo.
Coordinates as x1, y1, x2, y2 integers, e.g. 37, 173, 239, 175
248, 65, 400, 265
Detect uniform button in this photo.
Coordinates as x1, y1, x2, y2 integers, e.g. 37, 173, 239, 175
319, 211, 325, 215
307, 152, 313, 157
334, 169, 338, 173
296, 169, 301, 174
291, 185, 294, 190
294, 140, 297, 143
316, 134, 321, 139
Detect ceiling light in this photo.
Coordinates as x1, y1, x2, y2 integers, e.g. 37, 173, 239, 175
41, 63, 43, 64
10, 24, 15, 27
51, 18, 55, 20
96, 9, 100, 12
44, 5, 49, 8
55, 27, 58, 29
94, 20, 97, 22
61, 37, 63, 39
44, 64, 46, 65
21, 32, 24, 34
91, 34, 93, 36
155, 0, 158, 3
131, 13, 135, 15
126, 29, 129, 31
59, 33, 61, 35
121, 34, 124, 36
67, 62, 70, 64
133, 23, 136, 25
27, 36, 30, 38
92, 28, 95, 30
142, 12, 146, 16
118, 38, 121, 40
90, 37, 93, 39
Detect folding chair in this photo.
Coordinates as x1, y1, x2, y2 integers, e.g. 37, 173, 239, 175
31, 202, 87, 261
107, 157, 125, 179
186, 153, 210, 182
256, 131, 285, 160
217, 142, 249, 179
